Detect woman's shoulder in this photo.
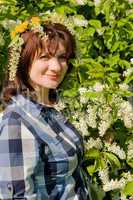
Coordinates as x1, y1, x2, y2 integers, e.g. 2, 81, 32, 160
0, 103, 22, 128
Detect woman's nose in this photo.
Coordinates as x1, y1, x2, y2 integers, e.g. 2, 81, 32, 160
48, 57, 61, 72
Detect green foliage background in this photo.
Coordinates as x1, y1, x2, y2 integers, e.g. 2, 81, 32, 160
0, 0, 133, 199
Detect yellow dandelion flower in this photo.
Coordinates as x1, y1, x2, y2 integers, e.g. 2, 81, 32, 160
15, 21, 29, 33
11, 30, 16, 39
31, 17, 40, 25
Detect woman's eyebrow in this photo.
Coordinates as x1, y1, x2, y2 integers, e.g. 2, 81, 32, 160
40, 53, 49, 56
56, 52, 66, 56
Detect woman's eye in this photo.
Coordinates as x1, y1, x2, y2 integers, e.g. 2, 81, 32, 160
40, 55, 49, 60
58, 55, 67, 61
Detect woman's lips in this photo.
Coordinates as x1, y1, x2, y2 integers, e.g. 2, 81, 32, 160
45, 74, 59, 80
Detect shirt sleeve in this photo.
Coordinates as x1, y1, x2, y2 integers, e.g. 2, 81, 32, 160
0, 111, 37, 200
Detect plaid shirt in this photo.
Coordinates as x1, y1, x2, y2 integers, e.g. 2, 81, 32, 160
0, 94, 91, 200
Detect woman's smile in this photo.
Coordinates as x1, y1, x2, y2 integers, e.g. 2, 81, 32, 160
45, 74, 60, 80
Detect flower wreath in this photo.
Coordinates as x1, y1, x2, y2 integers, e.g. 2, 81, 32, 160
8, 13, 75, 81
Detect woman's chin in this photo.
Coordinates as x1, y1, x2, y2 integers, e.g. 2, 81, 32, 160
44, 83, 59, 89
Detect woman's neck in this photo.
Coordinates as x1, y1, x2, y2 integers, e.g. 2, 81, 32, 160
34, 86, 53, 107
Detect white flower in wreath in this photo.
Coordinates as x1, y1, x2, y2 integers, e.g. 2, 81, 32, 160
94, 0, 101, 6
76, 0, 87, 5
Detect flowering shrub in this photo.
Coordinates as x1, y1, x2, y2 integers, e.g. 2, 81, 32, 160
0, 0, 133, 199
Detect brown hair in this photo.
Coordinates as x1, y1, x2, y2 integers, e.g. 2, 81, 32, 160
1, 22, 76, 106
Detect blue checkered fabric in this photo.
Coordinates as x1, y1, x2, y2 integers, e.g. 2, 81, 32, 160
0, 94, 91, 200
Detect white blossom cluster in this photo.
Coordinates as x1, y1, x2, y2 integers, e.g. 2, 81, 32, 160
105, 142, 126, 160
118, 101, 133, 128
79, 87, 88, 104
80, 96, 88, 104
94, 0, 101, 6
93, 82, 104, 92
78, 83, 104, 104
111, 94, 123, 106
78, 85, 132, 138
42, 11, 75, 34
79, 87, 87, 93
98, 121, 111, 137
99, 166, 125, 192
83, 87, 114, 136
103, 178, 126, 192
73, 115, 90, 136
119, 83, 129, 91
130, 58, 133, 63
54, 99, 66, 111
72, 16, 88, 27
121, 194, 133, 200
127, 140, 133, 160
121, 193, 127, 200
123, 67, 133, 77
1, 19, 16, 30
99, 166, 109, 185
8, 37, 24, 81
85, 137, 103, 151
75, 0, 87, 5
97, 106, 112, 137
87, 105, 97, 128
99, 167, 133, 193
58, 82, 133, 196
123, 172, 133, 182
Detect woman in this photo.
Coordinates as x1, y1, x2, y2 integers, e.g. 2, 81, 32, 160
0, 17, 91, 199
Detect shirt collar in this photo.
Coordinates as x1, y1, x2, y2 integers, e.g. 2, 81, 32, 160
11, 94, 43, 118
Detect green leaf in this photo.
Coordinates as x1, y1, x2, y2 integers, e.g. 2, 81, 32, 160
86, 148, 100, 159
102, 0, 111, 22
63, 89, 77, 97
84, 91, 102, 99
127, 159, 133, 168
88, 19, 102, 29
119, 60, 131, 69
111, 42, 120, 52
110, 54, 120, 66
125, 76, 133, 84
97, 158, 106, 169
86, 27, 95, 37
55, 5, 76, 14
104, 152, 121, 168
87, 165, 95, 175
89, 184, 105, 200
117, 18, 127, 27
109, 72, 120, 79
123, 181, 133, 196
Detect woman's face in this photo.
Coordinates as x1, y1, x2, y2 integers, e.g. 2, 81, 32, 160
28, 40, 68, 90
